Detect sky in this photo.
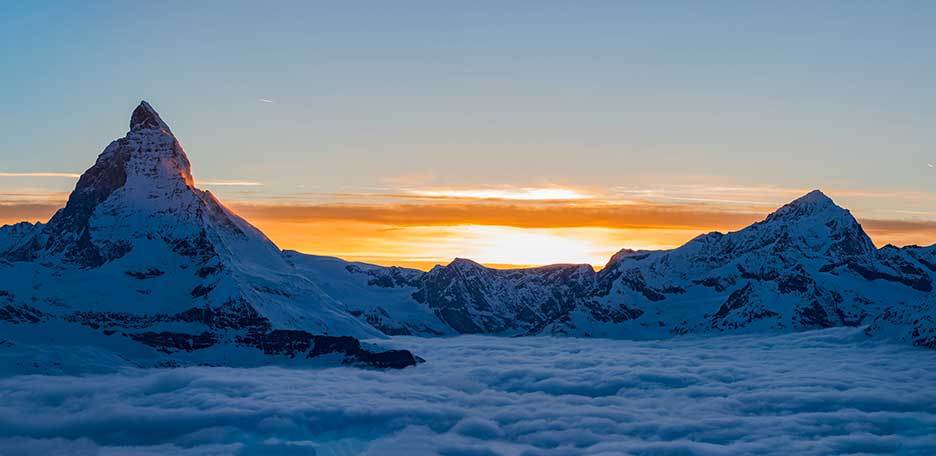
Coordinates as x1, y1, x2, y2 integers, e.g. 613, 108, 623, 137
2, 1, 936, 269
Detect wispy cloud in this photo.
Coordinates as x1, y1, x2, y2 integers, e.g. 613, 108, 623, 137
232, 200, 760, 230
199, 180, 264, 187
0, 172, 80, 178
407, 187, 592, 201
258, 99, 275, 104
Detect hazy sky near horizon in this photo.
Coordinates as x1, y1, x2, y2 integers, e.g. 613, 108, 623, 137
2, 1, 936, 268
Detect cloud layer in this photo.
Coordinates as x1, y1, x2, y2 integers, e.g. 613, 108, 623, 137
1, 328, 935, 455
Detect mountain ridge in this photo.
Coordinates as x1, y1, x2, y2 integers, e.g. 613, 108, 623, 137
1, 101, 934, 376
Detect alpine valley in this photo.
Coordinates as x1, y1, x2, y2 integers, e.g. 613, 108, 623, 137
1, 102, 934, 374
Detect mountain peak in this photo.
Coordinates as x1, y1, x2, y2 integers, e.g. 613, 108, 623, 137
449, 258, 483, 269
765, 189, 846, 223
130, 100, 171, 133
791, 189, 834, 208
757, 189, 875, 257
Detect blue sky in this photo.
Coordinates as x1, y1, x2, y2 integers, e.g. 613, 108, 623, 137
2, 1, 936, 266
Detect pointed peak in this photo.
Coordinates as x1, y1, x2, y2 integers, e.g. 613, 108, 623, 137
791, 189, 834, 207
130, 100, 171, 133
766, 189, 846, 222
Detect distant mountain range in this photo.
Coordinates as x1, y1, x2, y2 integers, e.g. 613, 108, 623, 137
289, 190, 935, 347
1, 102, 933, 373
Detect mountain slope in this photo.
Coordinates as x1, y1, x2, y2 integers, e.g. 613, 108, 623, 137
0, 102, 417, 374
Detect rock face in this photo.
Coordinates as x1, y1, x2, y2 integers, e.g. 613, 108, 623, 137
289, 192, 936, 347
0, 101, 415, 373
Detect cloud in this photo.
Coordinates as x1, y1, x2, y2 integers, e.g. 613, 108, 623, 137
258, 99, 275, 104
0, 328, 934, 455
406, 187, 592, 201
199, 181, 264, 187
0, 203, 62, 225
232, 201, 764, 231
0, 172, 80, 178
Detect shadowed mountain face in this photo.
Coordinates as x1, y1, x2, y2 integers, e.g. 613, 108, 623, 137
0, 102, 933, 376
0, 102, 417, 373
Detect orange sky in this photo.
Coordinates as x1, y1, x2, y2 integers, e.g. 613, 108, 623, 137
4, 185, 935, 270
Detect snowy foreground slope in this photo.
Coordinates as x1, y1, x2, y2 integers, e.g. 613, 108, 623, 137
1, 329, 934, 455
1, 101, 934, 376
0, 102, 417, 373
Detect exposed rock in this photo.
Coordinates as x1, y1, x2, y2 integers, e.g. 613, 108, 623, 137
0, 304, 48, 324
128, 331, 218, 354
237, 330, 420, 368
125, 268, 165, 279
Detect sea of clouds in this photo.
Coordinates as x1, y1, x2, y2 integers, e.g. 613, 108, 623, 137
1, 327, 935, 455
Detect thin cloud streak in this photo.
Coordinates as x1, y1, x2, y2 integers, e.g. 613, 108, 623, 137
231, 200, 936, 245
232, 201, 763, 230
0, 172, 80, 178
407, 187, 591, 201
199, 180, 264, 187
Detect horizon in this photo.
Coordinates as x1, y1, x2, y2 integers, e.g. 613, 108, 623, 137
5, 4, 936, 454
3, 2, 936, 269
1, 114, 928, 271
3, 99, 935, 270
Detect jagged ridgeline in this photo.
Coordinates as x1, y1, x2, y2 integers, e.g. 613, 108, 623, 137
0, 102, 934, 374
289, 191, 935, 347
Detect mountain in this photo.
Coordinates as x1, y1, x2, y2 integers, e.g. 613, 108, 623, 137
287, 192, 936, 348
2, 101, 933, 375
0, 102, 418, 374
287, 254, 597, 335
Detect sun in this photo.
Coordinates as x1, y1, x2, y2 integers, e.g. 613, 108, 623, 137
440, 226, 605, 267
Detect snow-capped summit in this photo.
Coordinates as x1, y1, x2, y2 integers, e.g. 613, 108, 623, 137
764, 190, 857, 231
34, 100, 205, 266
745, 189, 875, 259
774, 189, 836, 213
0, 101, 416, 373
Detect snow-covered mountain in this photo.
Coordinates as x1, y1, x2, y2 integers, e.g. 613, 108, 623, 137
2, 101, 933, 375
288, 192, 936, 348
0, 102, 418, 374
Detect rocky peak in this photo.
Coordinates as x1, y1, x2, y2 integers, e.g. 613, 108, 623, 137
22, 101, 202, 266
124, 101, 194, 188
130, 100, 171, 133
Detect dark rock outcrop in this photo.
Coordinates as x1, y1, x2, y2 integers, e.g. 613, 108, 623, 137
237, 330, 420, 369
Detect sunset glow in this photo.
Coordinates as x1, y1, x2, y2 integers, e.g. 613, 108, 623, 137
3, 183, 936, 270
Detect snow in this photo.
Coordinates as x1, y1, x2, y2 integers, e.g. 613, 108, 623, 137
3, 102, 934, 358
1, 328, 935, 455
2, 102, 935, 455
0, 101, 381, 342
